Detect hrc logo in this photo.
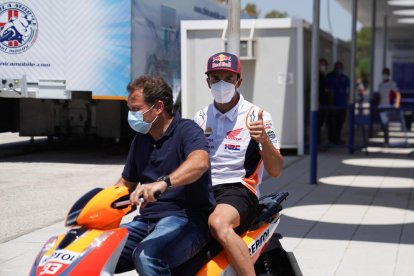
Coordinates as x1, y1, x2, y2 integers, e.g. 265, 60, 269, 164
224, 144, 240, 151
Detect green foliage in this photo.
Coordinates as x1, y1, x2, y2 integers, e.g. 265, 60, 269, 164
357, 27, 371, 52
243, 3, 260, 17
356, 27, 371, 88
265, 10, 288, 18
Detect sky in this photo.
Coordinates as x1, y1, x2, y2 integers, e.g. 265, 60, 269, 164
240, 0, 361, 41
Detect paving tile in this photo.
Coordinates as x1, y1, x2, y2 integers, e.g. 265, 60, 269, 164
335, 241, 398, 276
292, 239, 349, 276
394, 244, 414, 276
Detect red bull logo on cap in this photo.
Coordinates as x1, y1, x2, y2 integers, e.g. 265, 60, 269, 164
206, 52, 240, 75
211, 54, 232, 69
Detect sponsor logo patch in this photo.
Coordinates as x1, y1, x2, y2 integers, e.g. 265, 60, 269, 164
40, 250, 79, 265
226, 128, 242, 141
198, 110, 206, 121
264, 120, 273, 130
0, 2, 38, 54
248, 229, 270, 256
267, 130, 276, 140
211, 53, 232, 69
249, 110, 257, 122
224, 143, 240, 151
205, 127, 212, 137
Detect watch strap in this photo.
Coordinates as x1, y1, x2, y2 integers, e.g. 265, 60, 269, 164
159, 175, 172, 190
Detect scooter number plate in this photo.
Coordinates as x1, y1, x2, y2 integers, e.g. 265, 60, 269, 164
39, 262, 63, 275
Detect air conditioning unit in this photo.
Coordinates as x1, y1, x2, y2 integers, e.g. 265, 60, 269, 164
224, 38, 256, 60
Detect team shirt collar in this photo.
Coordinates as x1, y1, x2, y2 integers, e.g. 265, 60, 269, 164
212, 92, 244, 121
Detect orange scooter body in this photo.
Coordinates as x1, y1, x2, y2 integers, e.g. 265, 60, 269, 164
30, 185, 288, 276
196, 216, 281, 276
29, 185, 133, 276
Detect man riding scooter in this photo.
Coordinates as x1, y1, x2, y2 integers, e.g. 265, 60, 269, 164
114, 75, 215, 275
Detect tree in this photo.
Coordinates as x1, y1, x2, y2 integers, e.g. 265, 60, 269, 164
243, 3, 260, 18
356, 27, 371, 89
265, 10, 288, 18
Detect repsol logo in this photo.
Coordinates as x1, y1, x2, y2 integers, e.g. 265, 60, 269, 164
224, 144, 240, 151
42, 250, 79, 265
248, 229, 270, 255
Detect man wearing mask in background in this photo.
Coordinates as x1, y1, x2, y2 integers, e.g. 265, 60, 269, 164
115, 75, 215, 275
194, 52, 284, 275
378, 67, 402, 145
326, 61, 350, 145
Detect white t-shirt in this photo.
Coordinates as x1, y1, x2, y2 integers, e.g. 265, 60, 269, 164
194, 94, 280, 196
378, 80, 398, 108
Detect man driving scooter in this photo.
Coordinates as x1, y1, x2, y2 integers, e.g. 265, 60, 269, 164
194, 52, 284, 275
114, 75, 215, 275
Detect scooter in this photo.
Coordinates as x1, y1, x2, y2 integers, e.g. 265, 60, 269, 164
29, 185, 295, 275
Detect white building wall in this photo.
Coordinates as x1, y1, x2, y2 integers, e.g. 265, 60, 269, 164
374, 27, 414, 92
181, 18, 349, 154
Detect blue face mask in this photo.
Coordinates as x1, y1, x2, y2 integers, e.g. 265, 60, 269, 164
128, 104, 157, 134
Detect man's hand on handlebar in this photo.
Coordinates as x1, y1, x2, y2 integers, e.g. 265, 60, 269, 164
130, 181, 166, 208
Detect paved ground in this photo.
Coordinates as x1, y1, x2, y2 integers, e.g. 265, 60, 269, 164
1, 126, 414, 275
274, 147, 414, 276
0, 133, 127, 243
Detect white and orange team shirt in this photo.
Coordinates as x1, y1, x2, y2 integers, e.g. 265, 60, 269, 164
194, 94, 280, 197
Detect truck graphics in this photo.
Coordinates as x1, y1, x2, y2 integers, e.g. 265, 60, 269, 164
0, 2, 38, 54
0, 0, 228, 138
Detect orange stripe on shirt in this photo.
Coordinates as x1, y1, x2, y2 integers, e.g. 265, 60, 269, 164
245, 106, 254, 129
242, 159, 263, 195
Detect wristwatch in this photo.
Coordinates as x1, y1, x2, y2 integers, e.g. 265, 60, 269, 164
158, 175, 173, 191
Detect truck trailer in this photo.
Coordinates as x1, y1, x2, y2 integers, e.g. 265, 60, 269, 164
0, 0, 228, 141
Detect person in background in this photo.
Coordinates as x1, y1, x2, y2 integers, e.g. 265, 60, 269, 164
318, 58, 329, 144
115, 75, 215, 275
377, 67, 402, 145
194, 52, 284, 275
326, 61, 350, 145
356, 78, 366, 114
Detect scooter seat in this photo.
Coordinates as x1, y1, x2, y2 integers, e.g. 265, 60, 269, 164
249, 191, 289, 230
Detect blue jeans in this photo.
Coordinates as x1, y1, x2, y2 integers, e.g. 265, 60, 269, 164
115, 215, 209, 275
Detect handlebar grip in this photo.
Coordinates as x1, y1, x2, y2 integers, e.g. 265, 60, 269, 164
139, 191, 162, 201
112, 191, 162, 208
154, 191, 162, 199
112, 200, 131, 208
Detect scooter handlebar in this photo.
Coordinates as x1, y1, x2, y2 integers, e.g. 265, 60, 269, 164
112, 191, 162, 208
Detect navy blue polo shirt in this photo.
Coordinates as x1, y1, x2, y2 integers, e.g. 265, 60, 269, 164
327, 72, 350, 107
122, 113, 215, 219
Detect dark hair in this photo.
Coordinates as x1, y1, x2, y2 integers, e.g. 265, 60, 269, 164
319, 58, 328, 65
382, 67, 390, 74
127, 75, 173, 115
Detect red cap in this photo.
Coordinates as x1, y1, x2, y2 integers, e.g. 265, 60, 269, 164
205, 52, 241, 75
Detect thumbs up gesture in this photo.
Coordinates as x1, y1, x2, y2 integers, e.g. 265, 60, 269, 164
249, 109, 270, 144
